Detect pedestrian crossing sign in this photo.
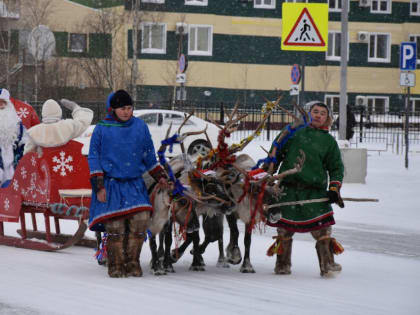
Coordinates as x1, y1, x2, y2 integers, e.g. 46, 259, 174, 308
281, 3, 329, 52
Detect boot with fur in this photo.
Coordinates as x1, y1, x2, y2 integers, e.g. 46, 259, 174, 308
315, 238, 342, 277
274, 238, 293, 275
107, 234, 126, 278
125, 233, 145, 277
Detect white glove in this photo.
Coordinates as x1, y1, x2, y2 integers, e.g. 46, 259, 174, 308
60, 99, 79, 111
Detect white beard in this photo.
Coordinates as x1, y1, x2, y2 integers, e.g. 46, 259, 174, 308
0, 100, 20, 147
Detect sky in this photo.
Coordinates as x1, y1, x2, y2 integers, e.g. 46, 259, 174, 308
0, 140, 420, 315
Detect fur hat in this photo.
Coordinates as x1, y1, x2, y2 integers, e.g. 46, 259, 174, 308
110, 90, 133, 109
42, 99, 62, 124
0, 88, 10, 101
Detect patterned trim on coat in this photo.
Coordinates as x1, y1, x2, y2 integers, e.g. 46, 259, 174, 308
89, 204, 153, 229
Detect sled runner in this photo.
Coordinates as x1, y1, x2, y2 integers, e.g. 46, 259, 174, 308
0, 141, 95, 251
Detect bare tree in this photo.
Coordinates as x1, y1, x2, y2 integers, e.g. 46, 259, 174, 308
19, 0, 55, 103
131, 0, 140, 102
0, 0, 21, 90
75, 8, 133, 92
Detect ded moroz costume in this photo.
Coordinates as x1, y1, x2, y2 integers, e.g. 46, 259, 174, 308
0, 89, 27, 188
88, 90, 166, 278
267, 101, 345, 277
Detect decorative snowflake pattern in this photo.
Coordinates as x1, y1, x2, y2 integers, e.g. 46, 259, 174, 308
16, 107, 29, 119
31, 156, 37, 166
52, 151, 73, 176
4, 198, 10, 212
12, 179, 19, 191
20, 167, 27, 179
20, 172, 47, 199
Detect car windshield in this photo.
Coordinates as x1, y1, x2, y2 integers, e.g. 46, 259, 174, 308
138, 113, 158, 124
164, 113, 194, 125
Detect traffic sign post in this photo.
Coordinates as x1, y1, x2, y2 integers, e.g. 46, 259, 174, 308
399, 42, 417, 169
400, 42, 417, 71
291, 64, 301, 84
282, 3, 329, 110
281, 3, 329, 52
400, 72, 416, 87
290, 84, 299, 95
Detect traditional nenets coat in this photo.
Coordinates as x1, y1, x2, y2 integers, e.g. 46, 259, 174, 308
266, 101, 344, 277
88, 90, 165, 278
88, 109, 161, 231
268, 126, 344, 232
0, 88, 27, 188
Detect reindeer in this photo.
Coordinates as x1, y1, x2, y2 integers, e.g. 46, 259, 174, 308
189, 98, 281, 272
220, 101, 310, 273
147, 112, 231, 274
192, 98, 310, 273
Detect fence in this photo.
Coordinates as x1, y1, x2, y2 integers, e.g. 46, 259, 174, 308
30, 100, 420, 146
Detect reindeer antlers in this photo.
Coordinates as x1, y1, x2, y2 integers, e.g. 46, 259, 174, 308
229, 95, 283, 154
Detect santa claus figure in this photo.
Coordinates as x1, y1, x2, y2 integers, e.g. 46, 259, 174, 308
0, 88, 27, 188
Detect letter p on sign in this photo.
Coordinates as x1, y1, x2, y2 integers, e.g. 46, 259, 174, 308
400, 42, 417, 71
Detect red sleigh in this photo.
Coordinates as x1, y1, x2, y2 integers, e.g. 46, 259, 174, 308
0, 140, 95, 251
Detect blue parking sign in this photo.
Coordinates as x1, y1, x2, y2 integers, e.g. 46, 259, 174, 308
400, 42, 417, 71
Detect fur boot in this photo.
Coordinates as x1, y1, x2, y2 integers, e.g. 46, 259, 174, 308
274, 238, 293, 275
315, 237, 342, 277
125, 233, 145, 277
107, 233, 126, 278
125, 212, 149, 277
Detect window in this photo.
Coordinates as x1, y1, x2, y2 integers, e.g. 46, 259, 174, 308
188, 24, 213, 56
411, 0, 420, 15
69, 33, 87, 53
326, 31, 349, 61
409, 34, 420, 64
329, 0, 341, 11
254, 0, 276, 8
371, 0, 391, 13
164, 113, 194, 125
410, 98, 420, 112
141, 0, 164, 3
325, 95, 340, 113
185, 0, 208, 5
0, 31, 9, 51
368, 33, 391, 63
138, 113, 158, 124
366, 96, 389, 114
141, 23, 166, 54
285, 0, 308, 3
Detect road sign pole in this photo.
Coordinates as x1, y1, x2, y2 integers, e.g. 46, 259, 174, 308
300, 54, 305, 108
339, 0, 349, 141
405, 87, 410, 169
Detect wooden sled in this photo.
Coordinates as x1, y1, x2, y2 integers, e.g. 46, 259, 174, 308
0, 141, 95, 251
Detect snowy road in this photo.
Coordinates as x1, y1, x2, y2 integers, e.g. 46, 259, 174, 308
297, 221, 420, 260
1, 225, 419, 315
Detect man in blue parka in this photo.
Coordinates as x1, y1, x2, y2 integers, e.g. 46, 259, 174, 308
88, 90, 167, 278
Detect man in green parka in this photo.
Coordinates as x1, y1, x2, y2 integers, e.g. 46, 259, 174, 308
267, 101, 344, 277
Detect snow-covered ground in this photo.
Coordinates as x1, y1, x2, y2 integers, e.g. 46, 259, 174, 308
1, 142, 420, 315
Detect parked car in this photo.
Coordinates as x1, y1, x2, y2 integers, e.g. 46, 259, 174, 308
75, 109, 220, 157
